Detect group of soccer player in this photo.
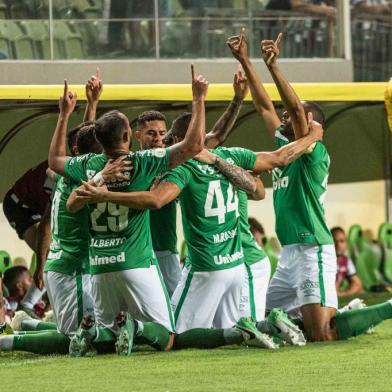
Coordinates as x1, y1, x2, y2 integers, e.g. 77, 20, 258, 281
1, 29, 392, 356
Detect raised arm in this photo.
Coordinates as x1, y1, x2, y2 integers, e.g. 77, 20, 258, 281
70, 181, 181, 211
227, 28, 281, 137
168, 65, 207, 168
252, 112, 323, 173
261, 34, 307, 140
205, 69, 248, 148
290, 0, 336, 18
83, 68, 103, 122
247, 176, 265, 201
48, 80, 77, 175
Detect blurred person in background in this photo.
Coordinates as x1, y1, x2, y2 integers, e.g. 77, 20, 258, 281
332, 227, 363, 297
248, 217, 267, 248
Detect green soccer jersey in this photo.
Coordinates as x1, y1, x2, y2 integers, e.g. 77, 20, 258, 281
150, 201, 178, 254
272, 127, 333, 246
44, 175, 90, 276
64, 148, 170, 275
163, 147, 256, 272
238, 191, 267, 266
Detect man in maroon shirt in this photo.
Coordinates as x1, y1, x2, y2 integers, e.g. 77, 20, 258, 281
332, 227, 363, 297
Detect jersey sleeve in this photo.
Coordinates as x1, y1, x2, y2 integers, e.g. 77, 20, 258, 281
161, 165, 190, 191
275, 126, 289, 148
221, 147, 257, 170
301, 142, 329, 166
64, 154, 90, 183
347, 258, 357, 277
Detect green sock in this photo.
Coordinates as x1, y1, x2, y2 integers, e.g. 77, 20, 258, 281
12, 331, 69, 354
335, 301, 392, 340
21, 319, 57, 331
93, 327, 116, 354
134, 322, 170, 351
173, 328, 243, 350
15, 329, 57, 335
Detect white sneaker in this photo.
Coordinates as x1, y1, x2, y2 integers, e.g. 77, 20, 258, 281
10, 310, 33, 331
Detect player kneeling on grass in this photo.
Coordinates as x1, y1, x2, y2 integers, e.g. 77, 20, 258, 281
74, 105, 324, 353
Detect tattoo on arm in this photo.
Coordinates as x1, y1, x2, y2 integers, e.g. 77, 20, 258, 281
206, 96, 243, 148
214, 156, 256, 193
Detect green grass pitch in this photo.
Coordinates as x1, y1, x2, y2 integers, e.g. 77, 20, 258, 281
1, 293, 391, 392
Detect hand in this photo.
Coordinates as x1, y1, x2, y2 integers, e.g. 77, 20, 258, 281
307, 112, 324, 141
102, 157, 133, 183
261, 33, 282, 66
85, 68, 103, 105
191, 64, 209, 101
59, 80, 77, 116
150, 176, 162, 191
75, 182, 108, 204
321, 5, 337, 19
33, 268, 44, 291
194, 149, 217, 165
226, 27, 248, 63
233, 66, 249, 99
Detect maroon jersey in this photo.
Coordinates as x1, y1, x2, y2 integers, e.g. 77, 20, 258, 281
11, 161, 53, 215
336, 254, 357, 288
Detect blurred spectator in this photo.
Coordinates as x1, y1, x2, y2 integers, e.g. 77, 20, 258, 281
351, 0, 392, 15
3, 266, 33, 313
266, 0, 337, 18
332, 227, 364, 297
248, 217, 267, 248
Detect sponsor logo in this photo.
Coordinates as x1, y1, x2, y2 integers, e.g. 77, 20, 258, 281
213, 228, 238, 244
213, 250, 243, 265
90, 237, 126, 248
47, 250, 63, 260
153, 148, 166, 158
90, 252, 126, 266
300, 279, 320, 290
272, 168, 289, 190
50, 239, 61, 250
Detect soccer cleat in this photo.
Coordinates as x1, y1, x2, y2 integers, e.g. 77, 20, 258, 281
235, 317, 278, 349
115, 312, 135, 356
10, 310, 32, 331
343, 298, 374, 334
69, 314, 97, 357
267, 309, 306, 346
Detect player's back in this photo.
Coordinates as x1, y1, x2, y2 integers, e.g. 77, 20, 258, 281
164, 147, 257, 272
64, 148, 170, 275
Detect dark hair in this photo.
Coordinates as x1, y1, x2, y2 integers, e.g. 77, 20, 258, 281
331, 226, 345, 236
137, 110, 166, 129
171, 112, 192, 140
76, 123, 103, 155
3, 266, 28, 296
94, 110, 129, 150
248, 217, 265, 235
163, 130, 174, 146
67, 125, 84, 156
303, 101, 326, 127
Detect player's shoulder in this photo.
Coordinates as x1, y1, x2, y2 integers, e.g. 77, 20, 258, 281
274, 126, 289, 144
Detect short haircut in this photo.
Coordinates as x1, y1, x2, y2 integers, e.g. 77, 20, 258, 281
171, 112, 192, 140
331, 226, 345, 236
248, 217, 265, 235
163, 130, 174, 146
3, 266, 28, 296
303, 101, 326, 127
67, 125, 84, 156
76, 123, 103, 155
94, 110, 128, 150
137, 110, 166, 129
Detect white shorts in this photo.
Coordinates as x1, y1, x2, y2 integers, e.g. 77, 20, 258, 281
155, 250, 182, 298
44, 271, 94, 336
171, 263, 245, 333
239, 257, 271, 321
92, 264, 175, 333
266, 244, 338, 312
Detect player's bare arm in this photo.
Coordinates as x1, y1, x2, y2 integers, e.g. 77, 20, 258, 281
34, 202, 51, 290
227, 28, 280, 137
83, 67, 103, 122
337, 275, 363, 297
205, 68, 248, 148
252, 112, 323, 173
168, 65, 207, 168
73, 181, 181, 210
262, 34, 308, 140
247, 175, 265, 201
194, 148, 257, 194
48, 80, 77, 175
290, 0, 336, 19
